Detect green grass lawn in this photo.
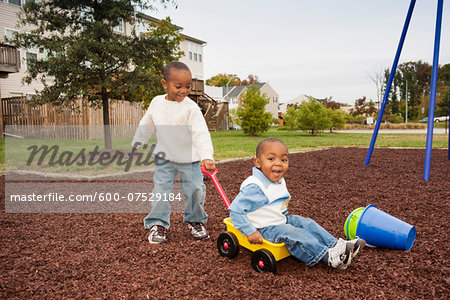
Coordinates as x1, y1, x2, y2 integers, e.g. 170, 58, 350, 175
210, 128, 449, 160
1, 129, 448, 173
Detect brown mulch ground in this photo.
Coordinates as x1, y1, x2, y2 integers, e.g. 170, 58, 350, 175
1, 147, 449, 299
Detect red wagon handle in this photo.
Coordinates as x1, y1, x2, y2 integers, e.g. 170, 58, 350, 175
201, 165, 231, 209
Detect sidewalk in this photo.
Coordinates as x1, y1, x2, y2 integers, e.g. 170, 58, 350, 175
337, 128, 448, 134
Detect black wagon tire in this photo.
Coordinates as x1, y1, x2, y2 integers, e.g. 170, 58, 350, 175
251, 249, 277, 273
217, 232, 239, 259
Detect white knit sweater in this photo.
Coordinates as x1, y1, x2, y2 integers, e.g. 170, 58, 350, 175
131, 95, 214, 163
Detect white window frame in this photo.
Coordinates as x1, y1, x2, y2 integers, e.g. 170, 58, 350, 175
24, 32, 38, 70
7, 0, 21, 6
4, 28, 19, 44
6, 0, 34, 5
187, 41, 203, 63
25, 50, 37, 70
113, 19, 124, 33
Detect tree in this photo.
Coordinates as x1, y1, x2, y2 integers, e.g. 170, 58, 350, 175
367, 100, 377, 115
206, 73, 261, 87
390, 71, 401, 115
236, 85, 273, 136
11, 0, 181, 149
283, 106, 298, 130
297, 98, 330, 135
436, 86, 449, 117
241, 74, 260, 85
384, 61, 439, 121
351, 96, 368, 117
322, 97, 341, 110
368, 67, 385, 108
436, 63, 450, 117
206, 73, 240, 87
327, 108, 346, 133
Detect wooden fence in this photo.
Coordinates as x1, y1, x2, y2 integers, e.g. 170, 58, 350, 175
1, 96, 146, 140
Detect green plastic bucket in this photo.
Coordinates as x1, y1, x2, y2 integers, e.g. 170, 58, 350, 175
343, 207, 365, 240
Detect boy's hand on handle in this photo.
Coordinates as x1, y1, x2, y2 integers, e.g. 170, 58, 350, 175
201, 159, 215, 171
247, 231, 263, 244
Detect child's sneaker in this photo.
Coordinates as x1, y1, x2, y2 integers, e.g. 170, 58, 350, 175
187, 222, 210, 240
148, 225, 168, 244
348, 237, 366, 258
327, 238, 354, 269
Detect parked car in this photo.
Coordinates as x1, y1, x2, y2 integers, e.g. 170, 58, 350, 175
418, 116, 449, 123
434, 116, 449, 122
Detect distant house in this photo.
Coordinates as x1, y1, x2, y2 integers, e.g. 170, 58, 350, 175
278, 94, 311, 114
0, 3, 206, 98
223, 82, 279, 120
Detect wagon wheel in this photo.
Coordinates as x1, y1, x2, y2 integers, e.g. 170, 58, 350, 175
217, 232, 239, 259
251, 249, 277, 273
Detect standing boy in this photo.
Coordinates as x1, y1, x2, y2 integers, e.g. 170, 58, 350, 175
229, 138, 365, 269
132, 61, 215, 243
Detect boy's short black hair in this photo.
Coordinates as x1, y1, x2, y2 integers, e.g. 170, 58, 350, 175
255, 138, 288, 158
163, 61, 191, 81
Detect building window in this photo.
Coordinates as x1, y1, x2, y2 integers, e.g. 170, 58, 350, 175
5, 28, 19, 43
187, 42, 202, 63
26, 51, 37, 69
113, 19, 124, 33
6, 0, 34, 5
8, 0, 21, 6
17, 50, 22, 69
25, 41, 38, 70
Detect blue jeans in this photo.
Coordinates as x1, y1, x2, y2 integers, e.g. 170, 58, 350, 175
258, 215, 337, 267
143, 160, 207, 229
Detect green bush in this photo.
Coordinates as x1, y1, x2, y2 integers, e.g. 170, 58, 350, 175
384, 114, 404, 124
236, 85, 273, 136
297, 98, 331, 135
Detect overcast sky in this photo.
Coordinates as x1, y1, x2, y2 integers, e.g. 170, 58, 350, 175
150, 0, 449, 105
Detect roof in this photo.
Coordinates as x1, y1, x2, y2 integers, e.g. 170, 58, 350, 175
225, 86, 245, 98
224, 83, 267, 98
137, 13, 183, 31
137, 13, 206, 45
182, 34, 206, 45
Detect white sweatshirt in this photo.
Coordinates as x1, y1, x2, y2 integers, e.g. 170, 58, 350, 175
131, 94, 214, 163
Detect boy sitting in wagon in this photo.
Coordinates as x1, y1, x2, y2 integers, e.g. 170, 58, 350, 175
229, 138, 365, 269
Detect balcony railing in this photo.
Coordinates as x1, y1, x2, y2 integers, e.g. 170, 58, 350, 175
0, 44, 20, 74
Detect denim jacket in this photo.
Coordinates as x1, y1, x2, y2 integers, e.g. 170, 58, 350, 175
229, 167, 290, 236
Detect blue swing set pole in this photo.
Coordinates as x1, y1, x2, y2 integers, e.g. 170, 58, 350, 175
364, 0, 416, 167
424, 0, 444, 180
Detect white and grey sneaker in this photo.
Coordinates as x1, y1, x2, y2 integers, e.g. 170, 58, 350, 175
148, 225, 168, 244
187, 222, 210, 240
327, 238, 354, 269
348, 237, 366, 259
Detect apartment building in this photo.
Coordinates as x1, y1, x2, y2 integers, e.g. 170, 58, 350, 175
0, 1, 206, 98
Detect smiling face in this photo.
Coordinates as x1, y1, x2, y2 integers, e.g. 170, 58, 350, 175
254, 140, 289, 182
161, 69, 192, 102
